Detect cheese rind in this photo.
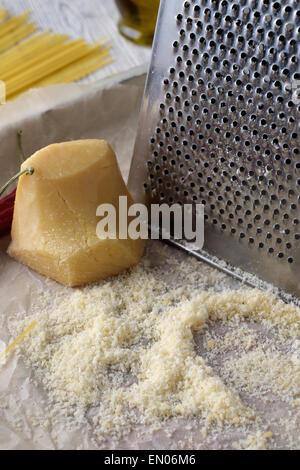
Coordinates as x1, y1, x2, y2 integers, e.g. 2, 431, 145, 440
8, 140, 145, 286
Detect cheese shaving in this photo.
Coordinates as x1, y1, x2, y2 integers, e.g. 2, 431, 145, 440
10, 242, 300, 449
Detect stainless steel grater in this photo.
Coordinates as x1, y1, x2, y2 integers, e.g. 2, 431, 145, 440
128, 0, 300, 299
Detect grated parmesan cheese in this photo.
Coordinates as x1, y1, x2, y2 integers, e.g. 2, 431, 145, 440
9, 241, 300, 449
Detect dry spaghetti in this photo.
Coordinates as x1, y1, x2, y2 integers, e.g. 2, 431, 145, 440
0, 6, 113, 100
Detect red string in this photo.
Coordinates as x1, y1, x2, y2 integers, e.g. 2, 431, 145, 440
0, 189, 16, 237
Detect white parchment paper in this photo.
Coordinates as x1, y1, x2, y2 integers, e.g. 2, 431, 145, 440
0, 69, 147, 449
0, 69, 299, 450
0, 65, 148, 186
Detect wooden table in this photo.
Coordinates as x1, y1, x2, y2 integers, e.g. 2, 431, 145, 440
1, 0, 152, 83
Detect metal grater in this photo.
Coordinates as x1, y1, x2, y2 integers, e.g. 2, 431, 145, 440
128, 0, 300, 299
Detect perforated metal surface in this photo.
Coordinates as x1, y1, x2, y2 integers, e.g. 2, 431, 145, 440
128, 0, 300, 298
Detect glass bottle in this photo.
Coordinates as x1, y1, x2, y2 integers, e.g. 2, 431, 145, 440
115, 0, 160, 46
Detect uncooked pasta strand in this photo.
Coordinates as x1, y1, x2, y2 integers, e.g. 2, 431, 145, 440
1, 34, 70, 80
35, 46, 113, 87
0, 7, 8, 21
0, 21, 37, 52
0, 9, 113, 100
0, 11, 29, 38
6, 41, 97, 97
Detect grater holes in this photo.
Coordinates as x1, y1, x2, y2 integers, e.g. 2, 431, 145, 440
146, 0, 299, 269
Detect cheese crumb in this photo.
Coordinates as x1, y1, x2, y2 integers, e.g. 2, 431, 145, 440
237, 431, 273, 450
11, 243, 300, 449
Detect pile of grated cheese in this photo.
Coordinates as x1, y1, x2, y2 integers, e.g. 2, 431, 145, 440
10, 242, 300, 449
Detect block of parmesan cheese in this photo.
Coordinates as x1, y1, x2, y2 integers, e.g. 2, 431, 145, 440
8, 140, 145, 286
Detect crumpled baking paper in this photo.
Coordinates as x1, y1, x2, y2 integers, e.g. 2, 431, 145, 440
0, 65, 148, 187
0, 67, 299, 450
0, 68, 148, 449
